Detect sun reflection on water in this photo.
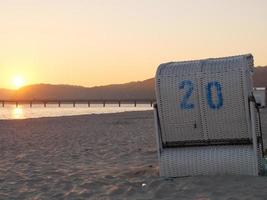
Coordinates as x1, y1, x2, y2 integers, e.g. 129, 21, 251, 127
12, 107, 24, 119
0, 104, 153, 119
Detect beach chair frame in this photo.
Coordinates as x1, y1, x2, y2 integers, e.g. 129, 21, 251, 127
154, 54, 264, 177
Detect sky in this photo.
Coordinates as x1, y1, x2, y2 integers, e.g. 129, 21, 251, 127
0, 0, 266, 89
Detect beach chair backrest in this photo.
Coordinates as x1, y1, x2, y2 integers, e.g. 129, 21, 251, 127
155, 54, 254, 145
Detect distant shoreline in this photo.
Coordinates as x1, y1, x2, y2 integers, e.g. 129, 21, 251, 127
0, 109, 153, 121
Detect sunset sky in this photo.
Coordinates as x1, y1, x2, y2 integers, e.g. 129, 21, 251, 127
0, 0, 266, 89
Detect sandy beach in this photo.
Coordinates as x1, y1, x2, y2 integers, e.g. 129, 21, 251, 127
1, 110, 267, 200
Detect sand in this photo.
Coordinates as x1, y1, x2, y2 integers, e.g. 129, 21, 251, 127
0, 110, 267, 200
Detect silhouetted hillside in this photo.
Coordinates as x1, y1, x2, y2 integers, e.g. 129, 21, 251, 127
0, 89, 15, 99
0, 66, 266, 100
253, 66, 267, 87
11, 78, 155, 100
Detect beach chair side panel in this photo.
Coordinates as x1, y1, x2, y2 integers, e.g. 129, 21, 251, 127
156, 66, 204, 143
200, 69, 250, 140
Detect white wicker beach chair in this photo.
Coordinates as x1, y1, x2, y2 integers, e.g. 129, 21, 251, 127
154, 54, 264, 177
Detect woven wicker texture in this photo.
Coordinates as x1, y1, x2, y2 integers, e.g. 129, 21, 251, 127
159, 145, 256, 177
156, 54, 253, 143
155, 54, 262, 176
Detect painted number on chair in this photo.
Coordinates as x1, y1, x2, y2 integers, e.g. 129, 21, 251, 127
179, 80, 194, 109
179, 80, 223, 110
206, 81, 223, 109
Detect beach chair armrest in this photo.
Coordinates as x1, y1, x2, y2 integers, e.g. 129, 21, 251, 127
153, 103, 163, 154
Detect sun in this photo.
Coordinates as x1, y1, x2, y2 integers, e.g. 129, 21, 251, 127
12, 75, 26, 89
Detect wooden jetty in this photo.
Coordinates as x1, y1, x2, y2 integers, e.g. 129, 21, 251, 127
0, 99, 156, 108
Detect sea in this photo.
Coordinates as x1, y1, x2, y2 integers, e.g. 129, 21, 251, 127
0, 103, 153, 120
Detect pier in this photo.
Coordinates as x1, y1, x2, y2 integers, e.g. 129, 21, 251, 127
0, 99, 155, 108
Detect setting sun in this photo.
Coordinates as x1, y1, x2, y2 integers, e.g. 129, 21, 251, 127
12, 75, 26, 89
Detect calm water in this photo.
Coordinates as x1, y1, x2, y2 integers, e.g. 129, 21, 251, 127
0, 103, 153, 120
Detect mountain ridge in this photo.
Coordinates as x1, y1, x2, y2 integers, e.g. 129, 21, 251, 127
4, 78, 155, 100
0, 66, 266, 100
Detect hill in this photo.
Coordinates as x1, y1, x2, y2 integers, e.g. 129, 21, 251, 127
0, 88, 15, 99
10, 78, 155, 100
253, 66, 267, 87
0, 66, 266, 100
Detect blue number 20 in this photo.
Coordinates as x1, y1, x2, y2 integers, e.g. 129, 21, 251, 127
179, 80, 194, 109
179, 80, 223, 110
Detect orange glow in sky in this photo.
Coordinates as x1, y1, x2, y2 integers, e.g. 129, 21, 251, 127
0, 0, 267, 89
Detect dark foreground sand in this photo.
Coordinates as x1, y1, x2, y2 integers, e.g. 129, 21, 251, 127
0, 110, 267, 200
